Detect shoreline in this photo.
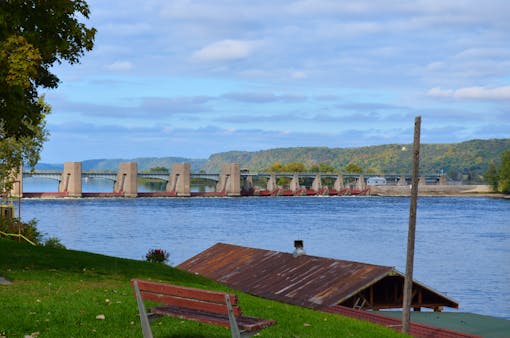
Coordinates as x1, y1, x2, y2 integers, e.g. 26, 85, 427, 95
17, 191, 508, 199
14, 184, 509, 199
368, 184, 509, 198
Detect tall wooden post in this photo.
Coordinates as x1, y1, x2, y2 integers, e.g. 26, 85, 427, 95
402, 116, 421, 334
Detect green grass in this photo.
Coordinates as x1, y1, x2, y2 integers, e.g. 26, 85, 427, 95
0, 239, 406, 337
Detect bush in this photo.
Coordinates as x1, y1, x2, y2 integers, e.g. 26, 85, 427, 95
0, 217, 42, 244
44, 237, 66, 249
145, 248, 169, 263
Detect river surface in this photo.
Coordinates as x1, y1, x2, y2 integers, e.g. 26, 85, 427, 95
16, 195, 510, 319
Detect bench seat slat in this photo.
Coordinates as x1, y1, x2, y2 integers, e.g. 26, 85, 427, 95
131, 279, 276, 337
141, 291, 242, 317
151, 305, 276, 332
136, 280, 238, 305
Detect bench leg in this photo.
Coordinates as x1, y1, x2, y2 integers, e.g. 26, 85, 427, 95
133, 280, 154, 338
147, 312, 163, 323
225, 294, 241, 338
240, 330, 262, 338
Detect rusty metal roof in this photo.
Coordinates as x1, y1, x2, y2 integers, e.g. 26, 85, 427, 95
178, 243, 393, 308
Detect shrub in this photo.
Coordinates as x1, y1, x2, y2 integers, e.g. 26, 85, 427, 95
0, 217, 42, 244
44, 237, 66, 249
145, 248, 169, 263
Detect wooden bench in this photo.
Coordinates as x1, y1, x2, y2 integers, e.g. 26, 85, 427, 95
132, 279, 276, 338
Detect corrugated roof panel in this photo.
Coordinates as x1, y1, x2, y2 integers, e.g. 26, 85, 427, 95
178, 243, 395, 308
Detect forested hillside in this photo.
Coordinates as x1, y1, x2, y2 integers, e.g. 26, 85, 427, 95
35, 157, 207, 172
203, 139, 510, 181
81, 157, 207, 172
35, 139, 509, 182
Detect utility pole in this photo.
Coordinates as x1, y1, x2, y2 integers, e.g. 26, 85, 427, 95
402, 116, 421, 334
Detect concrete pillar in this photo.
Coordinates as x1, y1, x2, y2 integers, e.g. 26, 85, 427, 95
356, 174, 366, 190
267, 173, 278, 192
216, 172, 226, 193
216, 163, 240, 196
167, 163, 190, 196
9, 166, 23, 198
438, 175, 447, 185
115, 162, 138, 197
334, 175, 344, 190
419, 176, 427, 186
58, 162, 82, 197
398, 175, 407, 186
289, 173, 300, 192
312, 173, 322, 191
228, 163, 240, 196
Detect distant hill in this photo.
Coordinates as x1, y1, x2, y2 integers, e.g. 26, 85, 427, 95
202, 139, 510, 181
34, 139, 509, 181
36, 157, 207, 173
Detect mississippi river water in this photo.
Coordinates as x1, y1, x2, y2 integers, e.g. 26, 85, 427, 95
18, 196, 509, 319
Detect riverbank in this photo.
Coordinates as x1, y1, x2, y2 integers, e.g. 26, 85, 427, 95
0, 239, 403, 338
369, 184, 508, 197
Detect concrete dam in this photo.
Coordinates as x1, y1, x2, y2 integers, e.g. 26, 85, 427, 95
10, 161, 451, 198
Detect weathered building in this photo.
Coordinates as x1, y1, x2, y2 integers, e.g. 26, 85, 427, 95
178, 243, 458, 312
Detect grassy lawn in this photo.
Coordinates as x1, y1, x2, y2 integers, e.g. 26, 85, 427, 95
0, 239, 406, 337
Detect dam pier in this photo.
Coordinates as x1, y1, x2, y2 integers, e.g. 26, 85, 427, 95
11, 161, 452, 198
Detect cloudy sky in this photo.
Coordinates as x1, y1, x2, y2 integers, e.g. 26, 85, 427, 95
41, 0, 510, 163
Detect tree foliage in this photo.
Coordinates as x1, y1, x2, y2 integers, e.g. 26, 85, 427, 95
486, 150, 510, 194
265, 161, 334, 173
149, 166, 170, 173
498, 150, 510, 194
310, 163, 336, 173
203, 139, 510, 181
0, 0, 95, 190
485, 161, 499, 191
344, 162, 363, 173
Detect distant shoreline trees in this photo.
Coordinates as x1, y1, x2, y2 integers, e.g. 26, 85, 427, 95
486, 150, 510, 194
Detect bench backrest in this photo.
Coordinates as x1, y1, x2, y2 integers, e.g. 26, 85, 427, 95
132, 279, 242, 317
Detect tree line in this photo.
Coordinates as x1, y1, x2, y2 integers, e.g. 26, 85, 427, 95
486, 150, 510, 194
264, 161, 363, 173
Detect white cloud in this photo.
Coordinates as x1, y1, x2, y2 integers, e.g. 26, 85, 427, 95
191, 39, 260, 62
105, 61, 134, 71
428, 86, 510, 101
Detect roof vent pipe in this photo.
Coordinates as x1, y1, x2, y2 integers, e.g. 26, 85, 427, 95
293, 240, 306, 257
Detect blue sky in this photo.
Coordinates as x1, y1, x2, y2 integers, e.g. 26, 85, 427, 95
41, 0, 510, 163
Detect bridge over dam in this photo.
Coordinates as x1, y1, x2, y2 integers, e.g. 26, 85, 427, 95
10, 162, 446, 198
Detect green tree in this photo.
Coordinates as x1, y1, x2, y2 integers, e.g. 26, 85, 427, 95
344, 162, 363, 173
283, 162, 306, 172
150, 166, 169, 173
485, 161, 499, 191
498, 150, 510, 194
0, 0, 96, 190
309, 163, 336, 173
267, 162, 283, 172
318, 163, 336, 173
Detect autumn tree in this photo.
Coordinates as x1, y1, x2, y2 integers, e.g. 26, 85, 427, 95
344, 162, 363, 173
0, 0, 96, 190
309, 163, 336, 173
267, 162, 283, 172
284, 162, 306, 173
266, 162, 306, 173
